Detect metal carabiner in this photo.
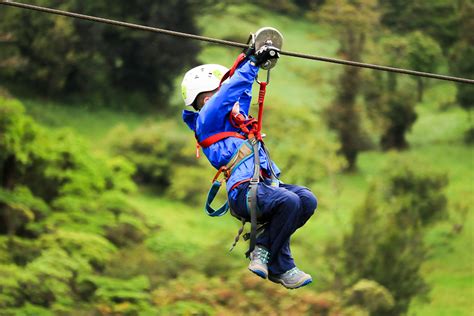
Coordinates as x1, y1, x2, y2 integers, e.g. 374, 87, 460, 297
256, 69, 271, 85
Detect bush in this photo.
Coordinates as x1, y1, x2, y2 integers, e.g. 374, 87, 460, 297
332, 156, 448, 314
345, 279, 395, 314
38, 231, 117, 270
107, 121, 197, 188
383, 156, 449, 226
379, 91, 418, 150
152, 271, 340, 315
166, 165, 215, 206
0, 263, 25, 308
0, 97, 153, 312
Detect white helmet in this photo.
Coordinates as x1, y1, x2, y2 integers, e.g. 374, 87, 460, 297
181, 64, 229, 106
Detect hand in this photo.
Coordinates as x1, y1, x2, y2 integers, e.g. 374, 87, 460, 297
242, 44, 255, 57
249, 45, 280, 67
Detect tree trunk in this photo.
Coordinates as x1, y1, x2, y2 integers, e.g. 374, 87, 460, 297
0, 155, 16, 236
417, 78, 424, 102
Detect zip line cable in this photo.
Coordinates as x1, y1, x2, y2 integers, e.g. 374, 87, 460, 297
1, 0, 473, 85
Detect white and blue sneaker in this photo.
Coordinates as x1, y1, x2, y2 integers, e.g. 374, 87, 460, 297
269, 267, 312, 289
248, 245, 270, 279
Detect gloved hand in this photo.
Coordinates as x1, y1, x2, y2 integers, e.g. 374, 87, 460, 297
243, 44, 255, 57
248, 45, 280, 67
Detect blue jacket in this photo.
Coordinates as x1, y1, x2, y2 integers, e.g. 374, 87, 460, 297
182, 59, 280, 192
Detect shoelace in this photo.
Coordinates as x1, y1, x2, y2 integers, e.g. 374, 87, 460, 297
255, 247, 270, 264
285, 267, 302, 277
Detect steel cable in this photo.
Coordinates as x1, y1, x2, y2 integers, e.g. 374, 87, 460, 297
1, 0, 473, 85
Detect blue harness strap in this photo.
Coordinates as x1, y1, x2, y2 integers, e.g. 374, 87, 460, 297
205, 180, 229, 217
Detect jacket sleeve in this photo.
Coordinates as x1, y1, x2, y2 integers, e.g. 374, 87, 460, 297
182, 109, 199, 131
198, 60, 259, 123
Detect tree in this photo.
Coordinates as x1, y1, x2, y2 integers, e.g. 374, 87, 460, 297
0, 0, 210, 109
338, 157, 448, 315
449, 1, 474, 143
405, 32, 443, 102
316, 0, 379, 170
380, 0, 462, 52
363, 33, 439, 150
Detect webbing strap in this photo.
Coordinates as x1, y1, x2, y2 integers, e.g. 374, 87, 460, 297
243, 80, 270, 256
204, 141, 253, 219
256, 82, 267, 140
199, 132, 245, 148
204, 180, 229, 217
219, 53, 247, 87
245, 136, 260, 258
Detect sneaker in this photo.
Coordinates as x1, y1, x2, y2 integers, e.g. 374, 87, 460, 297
248, 245, 270, 279
268, 267, 312, 289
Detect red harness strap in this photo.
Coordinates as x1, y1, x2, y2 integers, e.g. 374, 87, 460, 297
219, 53, 247, 87
256, 82, 267, 141
199, 132, 245, 148
195, 131, 245, 158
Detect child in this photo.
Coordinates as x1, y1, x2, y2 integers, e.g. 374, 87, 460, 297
181, 45, 317, 289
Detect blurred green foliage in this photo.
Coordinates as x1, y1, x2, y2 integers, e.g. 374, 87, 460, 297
345, 279, 395, 314
167, 165, 215, 206
151, 271, 382, 315
0, 0, 207, 109
449, 2, 474, 143
106, 121, 217, 206
450, 41, 474, 114
316, 0, 380, 170
265, 103, 346, 185
327, 156, 448, 315
106, 121, 197, 188
404, 31, 444, 102
380, 0, 462, 51
363, 68, 418, 150
0, 97, 161, 313
379, 0, 473, 144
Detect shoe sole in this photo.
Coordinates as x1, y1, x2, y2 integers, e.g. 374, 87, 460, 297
268, 275, 313, 289
248, 267, 268, 279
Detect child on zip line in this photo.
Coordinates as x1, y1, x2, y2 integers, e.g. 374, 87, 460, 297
181, 42, 317, 289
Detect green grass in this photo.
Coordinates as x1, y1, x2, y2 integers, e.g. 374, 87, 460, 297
11, 4, 474, 315
22, 98, 148, 153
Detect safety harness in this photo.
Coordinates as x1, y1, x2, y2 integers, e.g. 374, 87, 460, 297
197, 54, 279, 257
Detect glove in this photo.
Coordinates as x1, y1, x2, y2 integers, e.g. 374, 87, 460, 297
248, 45, 280, 67
242, 44, 255, 57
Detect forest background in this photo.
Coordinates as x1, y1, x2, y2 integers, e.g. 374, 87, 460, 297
0, 0, 473, 315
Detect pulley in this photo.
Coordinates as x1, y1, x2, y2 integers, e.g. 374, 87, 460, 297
248, 27, 284, 70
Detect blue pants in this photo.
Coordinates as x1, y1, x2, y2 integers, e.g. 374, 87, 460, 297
229, 181, 317, 275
